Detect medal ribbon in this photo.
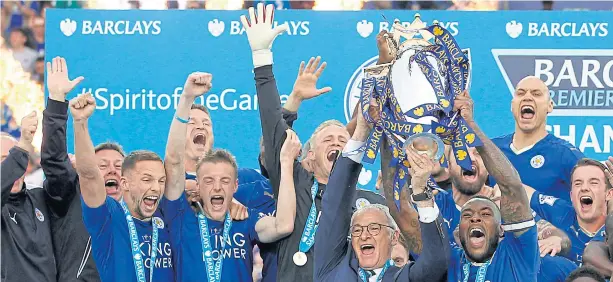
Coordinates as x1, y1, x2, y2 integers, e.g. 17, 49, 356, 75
298, 181, 320, 254
359, 260, 393, 282
198, 212, 232, 282
461, 252, 492, 282
120, 200, 158, 282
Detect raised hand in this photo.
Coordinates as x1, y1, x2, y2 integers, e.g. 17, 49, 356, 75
376, 30, 395, 64
405, 146, 436, 193
69, 93, 96, 122
46, 56, 84, 101
280, 129, 302, 164
182, 72, 212, 99
240, 3, 288, 67
17, 111, 38, 153
291, 56, 332, 101
454, 90, 475, 123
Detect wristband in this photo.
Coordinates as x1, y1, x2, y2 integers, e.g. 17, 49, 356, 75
175, 115, 189, 124
502, 218, 535, 232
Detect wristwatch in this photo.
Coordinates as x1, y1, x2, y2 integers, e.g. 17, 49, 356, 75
411, 188, 433, 202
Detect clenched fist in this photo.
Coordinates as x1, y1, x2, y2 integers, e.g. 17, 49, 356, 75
280, 129, 302, 165
182, 72, 212, 99
17, 111, 38, 153
69, 93, 96, 122
46, 56, 84, 101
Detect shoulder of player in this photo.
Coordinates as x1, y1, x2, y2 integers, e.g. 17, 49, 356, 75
544, 135, 584, 159
492, 133, 514, 145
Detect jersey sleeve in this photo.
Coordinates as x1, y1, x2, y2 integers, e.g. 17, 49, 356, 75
160, 193, 189, 227
501, 225, 539, 279
81, 196, 116, 246
530, 191, 576, 227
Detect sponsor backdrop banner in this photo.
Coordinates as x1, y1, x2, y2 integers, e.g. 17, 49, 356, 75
46, 9, 613, 192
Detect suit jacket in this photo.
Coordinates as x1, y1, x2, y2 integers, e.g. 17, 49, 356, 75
314, 156, 449, 282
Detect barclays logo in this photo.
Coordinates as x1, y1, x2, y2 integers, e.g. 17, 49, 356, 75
505, 20, 522, 39
60, 18, 77, 36
208, 19, 225, 37
505, 20, 608, 38
356, 20, 374, 38
59, 19, 161, 36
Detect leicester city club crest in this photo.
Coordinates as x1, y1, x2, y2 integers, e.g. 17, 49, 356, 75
34, 208, 44, 222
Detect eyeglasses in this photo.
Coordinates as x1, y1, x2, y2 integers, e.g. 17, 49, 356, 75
351, 223, 394, 237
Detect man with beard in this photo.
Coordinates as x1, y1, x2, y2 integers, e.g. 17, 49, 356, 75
241, 4, 351, 281
314, 107, 449, 281
162, 72, 299, 281
447, 90, 538, 282
1, 114, 56, 282
526, 158, 613, 265
42, 56, 128, 282
491, 76, 584, 202
72, 93, 174, 282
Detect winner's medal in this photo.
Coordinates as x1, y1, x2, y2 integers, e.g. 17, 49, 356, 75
293, 251, 308, 266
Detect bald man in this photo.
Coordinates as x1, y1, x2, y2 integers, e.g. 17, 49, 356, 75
490, 76, 584, 202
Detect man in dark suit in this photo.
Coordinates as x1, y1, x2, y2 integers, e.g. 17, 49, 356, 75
314, 106, 449, 282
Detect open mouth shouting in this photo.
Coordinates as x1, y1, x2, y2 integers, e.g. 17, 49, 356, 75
461, 165, 478, 182
326, 149, 340, 163
520, 105, 535, 120
360, 243, 376, 256
192, 132, 207, 151
142, 195, 160, 214
468, 227, 486, 249
104, 178, 120, 197
579, 195, 594, 213
210, 195, 225, 211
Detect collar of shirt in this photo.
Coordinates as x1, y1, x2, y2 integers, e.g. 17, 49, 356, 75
367, 268, 383, 282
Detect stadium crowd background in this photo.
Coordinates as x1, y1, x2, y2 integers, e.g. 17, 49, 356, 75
1, 1, 612, 281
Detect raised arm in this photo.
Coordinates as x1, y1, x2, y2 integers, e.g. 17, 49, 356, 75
456, 90, 533, 236
1, 113, 37, 206
241, 3, 289, 197
42, 57, 84, 215
403, 146, 449, 282
255, 129, 299, 243
314, 112, 370, 279
70, 93, 105, 208
380, 137, 423, 255
164, 72, 211, 201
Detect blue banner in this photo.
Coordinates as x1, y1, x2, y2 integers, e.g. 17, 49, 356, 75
46, 9, 613, 192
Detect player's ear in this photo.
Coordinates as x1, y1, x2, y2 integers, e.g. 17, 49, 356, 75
547, 98, 554, 114
605, 188, 613, 202
120, 177, 129, 192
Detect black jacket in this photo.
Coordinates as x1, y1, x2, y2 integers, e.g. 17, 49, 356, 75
1, 146, 56, 282
41, 99, 100, 282
314, 156, 450, 282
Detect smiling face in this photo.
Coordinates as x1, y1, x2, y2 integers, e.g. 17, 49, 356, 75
121, 157, 166, 220
307, 122, 349, 181
459, 198, 502, 263
511, 76, 553, 134
448, 147, 488, 196
186, 107, 214, 163
350, 207, 398, 270
570, 162, 612, 224
96, 149, 124, 201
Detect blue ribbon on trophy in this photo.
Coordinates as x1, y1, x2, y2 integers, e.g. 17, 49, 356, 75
359, 15, 482, 210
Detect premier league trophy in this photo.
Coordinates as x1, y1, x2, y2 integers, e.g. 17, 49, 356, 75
359, 15, 483, 209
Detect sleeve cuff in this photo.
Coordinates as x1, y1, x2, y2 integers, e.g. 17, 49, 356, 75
45, 98, 69, 115
416, 202, 440, 223
253, 50, 273, 69
342, 139, 365, 163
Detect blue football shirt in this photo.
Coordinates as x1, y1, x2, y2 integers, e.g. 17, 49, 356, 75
161, 193, 260, 282
81, 197, 175, 282
491, 133, 584, 202
530, 191, 605, 264
449, 226, 539, 282
435, 191, 461, 243
538, 255, 577, 282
